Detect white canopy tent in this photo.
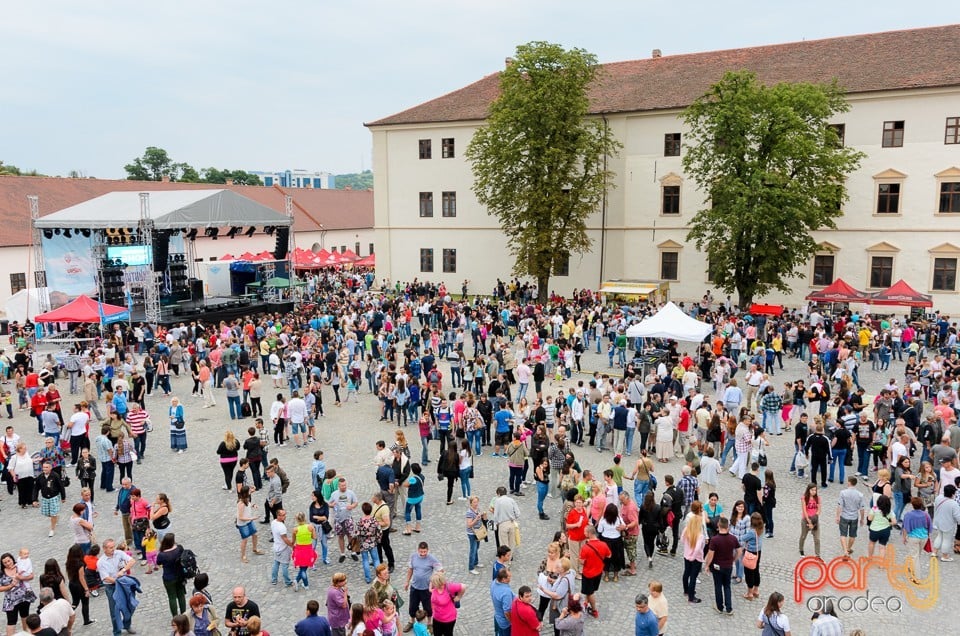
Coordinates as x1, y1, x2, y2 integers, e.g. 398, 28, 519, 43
625, 301, 713, 342
34, 189, 293, 229
3, 287, 51, 324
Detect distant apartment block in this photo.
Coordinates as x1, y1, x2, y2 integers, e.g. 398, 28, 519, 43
250, 169, 334, 189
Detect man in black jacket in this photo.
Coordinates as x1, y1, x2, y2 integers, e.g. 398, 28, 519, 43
477, 394, 494, 447
661, 474, 684, 556
33, 461, 66, 537
804, 425, 832, 489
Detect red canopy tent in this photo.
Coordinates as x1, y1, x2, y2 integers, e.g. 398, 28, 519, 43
805, 278, 870, 304
748, 303, 784, 316
869, 279, 933, 307
339, 249, 359, 262
34, 295, 128, 323
237, 252, 258, 261
220, 253, 236, 261
354, 254, 375, 267
255, 251, 275, 261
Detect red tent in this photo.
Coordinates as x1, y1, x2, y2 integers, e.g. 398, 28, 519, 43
220, 253, 236, 261
34, 295, 128, 323
749, 303, 784, 316
805, 278, 870, 303
339, 249, 359, 262
238, 252, 258, 261
354, 254, 376, 267
869, 279, 933, 308
256, 251, 275, 261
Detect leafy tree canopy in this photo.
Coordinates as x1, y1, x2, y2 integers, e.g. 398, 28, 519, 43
682, 70, 864, 308
466, 41, 620, 303
333, 170, 373, 190
124, 147, 260, 185
0, 161, 44, 177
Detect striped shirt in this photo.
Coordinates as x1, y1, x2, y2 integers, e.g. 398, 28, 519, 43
126, 410, 149, 435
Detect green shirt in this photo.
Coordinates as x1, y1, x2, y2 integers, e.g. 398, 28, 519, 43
610, 466, 625, 487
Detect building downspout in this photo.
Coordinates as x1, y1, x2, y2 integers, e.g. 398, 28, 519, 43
599, 115, 609, 288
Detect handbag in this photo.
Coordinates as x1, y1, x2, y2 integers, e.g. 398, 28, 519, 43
348, 535, 362, 553
742, 550, 759, 569
174, 417, 185, 430
794, 450, 809, 470
321, 521, 333, 535
513, 523, 522, 547
132, 517, 149, 532
757, 450, 767, 467
474, 519, 488, 541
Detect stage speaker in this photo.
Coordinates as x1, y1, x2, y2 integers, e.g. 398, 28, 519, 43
190, 278, 204, 303
152, 231, 172, 268
273, 227, 290, 260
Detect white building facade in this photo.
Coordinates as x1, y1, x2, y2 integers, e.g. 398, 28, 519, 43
367, 25, 960, 310
250, 169, 334, 189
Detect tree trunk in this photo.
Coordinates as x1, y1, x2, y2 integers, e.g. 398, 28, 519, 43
737, 287, 753, 312
537, 274, 549, 304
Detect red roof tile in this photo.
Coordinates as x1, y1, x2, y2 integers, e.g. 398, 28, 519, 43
366, 24, 960, 126
0, 176, 373, 248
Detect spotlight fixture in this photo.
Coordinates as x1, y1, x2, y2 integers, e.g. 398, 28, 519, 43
204, 227, 219, 240
226, 226, 241, 239
80, 229, 91, 238
264, 226, 276, 236
245, 226, 256, 237
186, 228, 198, 240
63, 229, 72, 238
54, 228, 61, 235
43, 230, 53, 239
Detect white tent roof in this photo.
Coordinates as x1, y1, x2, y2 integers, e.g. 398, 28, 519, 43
34, 189, 293, 230
3, 287, 51, 324
625, 301, 713, 342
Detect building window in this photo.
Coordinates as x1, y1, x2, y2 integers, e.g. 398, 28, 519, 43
876, 183, 901, 214
933, 257, 958, 291
369, 243, 375, 255
940, 182, 960, 213
340, 245, 346, 254
420, 248, 434, 272
870, 256, 894, 288
442, 138, 455, 158
331, 246, 338, 253
812, 254, 835, 286
882, 120, 904, 148
441, 191, 457, 217
355, 242, 360, 255
419, 192, 434, 217
664, 133, 681, 157
442, 249, 456, 273
946, 117, 960, 144
9, 273, 25, 294
554, 253, 569, 277
263, 176, 274, 186
419, 139, 432, 159
660, 252, 679, 281
828, 123, 846, 146
661, 185, 680, 215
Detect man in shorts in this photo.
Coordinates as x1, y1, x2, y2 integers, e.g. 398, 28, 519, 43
578, 525, 611, 618
836, 475, 866, 556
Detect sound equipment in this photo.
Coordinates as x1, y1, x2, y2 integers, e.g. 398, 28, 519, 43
273, 227, 290, 259
190, 278, 204, 303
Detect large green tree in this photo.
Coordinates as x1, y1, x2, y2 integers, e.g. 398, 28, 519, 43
466, 42, 620, 303
682, 71, 864, 308
201, 167, 263, 186
124, 147, 262, 185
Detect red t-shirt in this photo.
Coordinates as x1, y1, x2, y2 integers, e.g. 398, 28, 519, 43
579, 539, 611, 578
565, 507, 588, 542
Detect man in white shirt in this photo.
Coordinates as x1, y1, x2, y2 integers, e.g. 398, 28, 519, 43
744, 365, 763, 411
97, 539, 135, 635
491, 487, 521, 552
889, 432, 909, 470
38, 586, 75, 634
67, 405, 90, 466
286, 391, 308, 449
270, 509, 295, 588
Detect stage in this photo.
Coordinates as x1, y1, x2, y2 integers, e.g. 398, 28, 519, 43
127, 296, 295, 326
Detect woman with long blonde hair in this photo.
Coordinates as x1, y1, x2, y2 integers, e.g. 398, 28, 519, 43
216, 430, 240, 491
681, 500, 706, 603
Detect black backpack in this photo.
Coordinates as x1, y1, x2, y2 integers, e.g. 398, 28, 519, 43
179, 548, 199, 580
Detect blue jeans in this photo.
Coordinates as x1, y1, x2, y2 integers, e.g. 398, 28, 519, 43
312, 524, 328, 563
405, 500, 422, 523
100, 457, 115, 491
536, 481, 549, 514
104, 583, 132, 636
420, 436, 430, 464
468, 534, 480, 570
829, 449, 847, 483
720, 437, 736, 468
857, 444, 871, 475
893, 491, 905, 522
460, 467, 472, 497
228, 395, 242, 419
624, 428, 635, 455
517, 383, 528, 402
296, 566, 310, 587
633, 479, 650, 505
712, 566, 733, 612
761, 410, 780, 434
271, 558, 292, 585
790, 450, 806, 478
468, 430, 482, 455
361, 547, 381, 582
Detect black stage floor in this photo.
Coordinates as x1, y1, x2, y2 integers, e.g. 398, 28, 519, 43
128, 297, 295, 326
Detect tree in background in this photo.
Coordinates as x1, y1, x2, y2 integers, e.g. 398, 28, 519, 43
0, 160, 44, 176
124, 147, 260, 185
201, 168, 263, 186
466, 42, 620, 303
333, 170, 372, 190
682, 71, 864, 308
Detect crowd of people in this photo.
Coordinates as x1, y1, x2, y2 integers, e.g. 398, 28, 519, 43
0, 272, 957, 635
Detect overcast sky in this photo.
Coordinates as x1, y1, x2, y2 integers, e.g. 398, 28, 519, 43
1, 1, 954, 179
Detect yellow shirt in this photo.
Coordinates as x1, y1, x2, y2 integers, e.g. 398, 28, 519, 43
143, 536, 158, 553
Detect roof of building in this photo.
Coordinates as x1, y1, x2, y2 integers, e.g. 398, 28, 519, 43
366, 24, 960, 127
0, 176, 373, 248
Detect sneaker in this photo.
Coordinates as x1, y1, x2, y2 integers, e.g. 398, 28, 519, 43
724, 610, 734, 617
470, 569, 480, 575
90, 590, 99, 597
458, 497, 467, 501
588, 608, 599, 619
546, 493, 554, 498
293, 581, 299, 591
713, 607, 724, 615
351, 553, 359, 561
539, 513, 550, 521
271, 580, 278, 585
689, 597, 702, 604
221, 485, 229, 490
339, 555, 346, 563
48, 530, 54, 537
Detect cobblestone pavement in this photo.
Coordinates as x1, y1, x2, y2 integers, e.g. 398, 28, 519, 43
1, 343, 955, 634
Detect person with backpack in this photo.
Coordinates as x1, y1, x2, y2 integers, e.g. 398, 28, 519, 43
659, 475, 684, 557
156, 532, 188, 617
